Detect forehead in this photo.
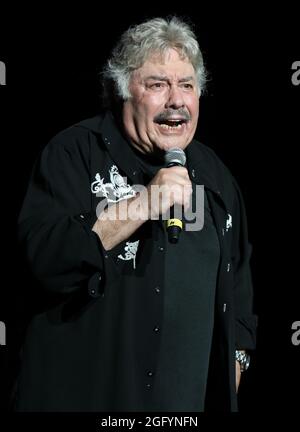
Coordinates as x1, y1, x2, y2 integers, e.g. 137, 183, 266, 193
134, 48, 196, 80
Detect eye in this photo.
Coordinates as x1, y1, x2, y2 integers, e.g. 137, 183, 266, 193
181, 83, 194, 90
149, 82, 166, 90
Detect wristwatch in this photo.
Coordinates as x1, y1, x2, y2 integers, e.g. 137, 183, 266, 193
235, 350, 250, 372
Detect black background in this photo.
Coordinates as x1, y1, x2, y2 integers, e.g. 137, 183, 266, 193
0, 4, 299, 421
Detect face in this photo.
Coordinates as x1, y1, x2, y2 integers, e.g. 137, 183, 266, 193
122, 48, 200, 157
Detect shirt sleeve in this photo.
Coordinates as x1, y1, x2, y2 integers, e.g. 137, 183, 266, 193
231, 179, 258, 350
18, 129, 106, 299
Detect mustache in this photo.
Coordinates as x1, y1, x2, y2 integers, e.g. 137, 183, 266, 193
153, 108, 191, 123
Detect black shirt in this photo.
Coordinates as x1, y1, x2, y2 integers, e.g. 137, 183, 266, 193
16, 112, 256, 412
133, 149, 220, 411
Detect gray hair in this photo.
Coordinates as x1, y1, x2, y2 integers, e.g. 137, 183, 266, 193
101, 16, 206, 106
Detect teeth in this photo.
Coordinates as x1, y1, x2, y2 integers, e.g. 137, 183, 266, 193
159, 123, 183, 130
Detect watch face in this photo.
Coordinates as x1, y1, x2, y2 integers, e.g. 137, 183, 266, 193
245, 355, 250, 370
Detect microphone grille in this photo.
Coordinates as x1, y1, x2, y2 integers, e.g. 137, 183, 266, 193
164, 148, 186, 167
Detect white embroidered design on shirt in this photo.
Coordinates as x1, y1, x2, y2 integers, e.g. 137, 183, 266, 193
226, 213, 232, 231
91, 165, 136, 203
118, 240, 140, 269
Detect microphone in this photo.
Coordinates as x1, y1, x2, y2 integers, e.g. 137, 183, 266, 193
164, 148, 187, 244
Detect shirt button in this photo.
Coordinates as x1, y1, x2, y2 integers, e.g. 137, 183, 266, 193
154, 287, 160, 294
147, 371, 154, 377
191, 169, 196, 178
227, 263, 231, 272
132, 170, 137, 176
222, 228, 225, 236
223, 303, 227, 312
153, 326, 160, 333
158, 246, 164, 252
80, 214, 85, 219
146, 383, 151, 389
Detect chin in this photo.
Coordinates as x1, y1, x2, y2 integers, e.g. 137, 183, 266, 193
159, 141, 188, 152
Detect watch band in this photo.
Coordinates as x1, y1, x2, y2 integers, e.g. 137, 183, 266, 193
235, 350, 250, 372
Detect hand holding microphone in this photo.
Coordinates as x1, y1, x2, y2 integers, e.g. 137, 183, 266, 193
145, 148, 192, 243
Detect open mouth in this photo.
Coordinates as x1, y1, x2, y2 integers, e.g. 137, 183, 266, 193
155, 119, 187, 130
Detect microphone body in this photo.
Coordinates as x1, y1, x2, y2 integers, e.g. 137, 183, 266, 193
164, 148, 186, 244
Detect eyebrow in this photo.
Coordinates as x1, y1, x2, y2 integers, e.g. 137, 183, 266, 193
144, 75, 195, 83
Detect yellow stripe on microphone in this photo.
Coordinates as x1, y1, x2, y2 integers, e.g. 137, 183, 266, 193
166, 219, 183, 229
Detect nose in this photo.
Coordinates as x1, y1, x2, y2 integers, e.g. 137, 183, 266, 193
165, 85, 185, 109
